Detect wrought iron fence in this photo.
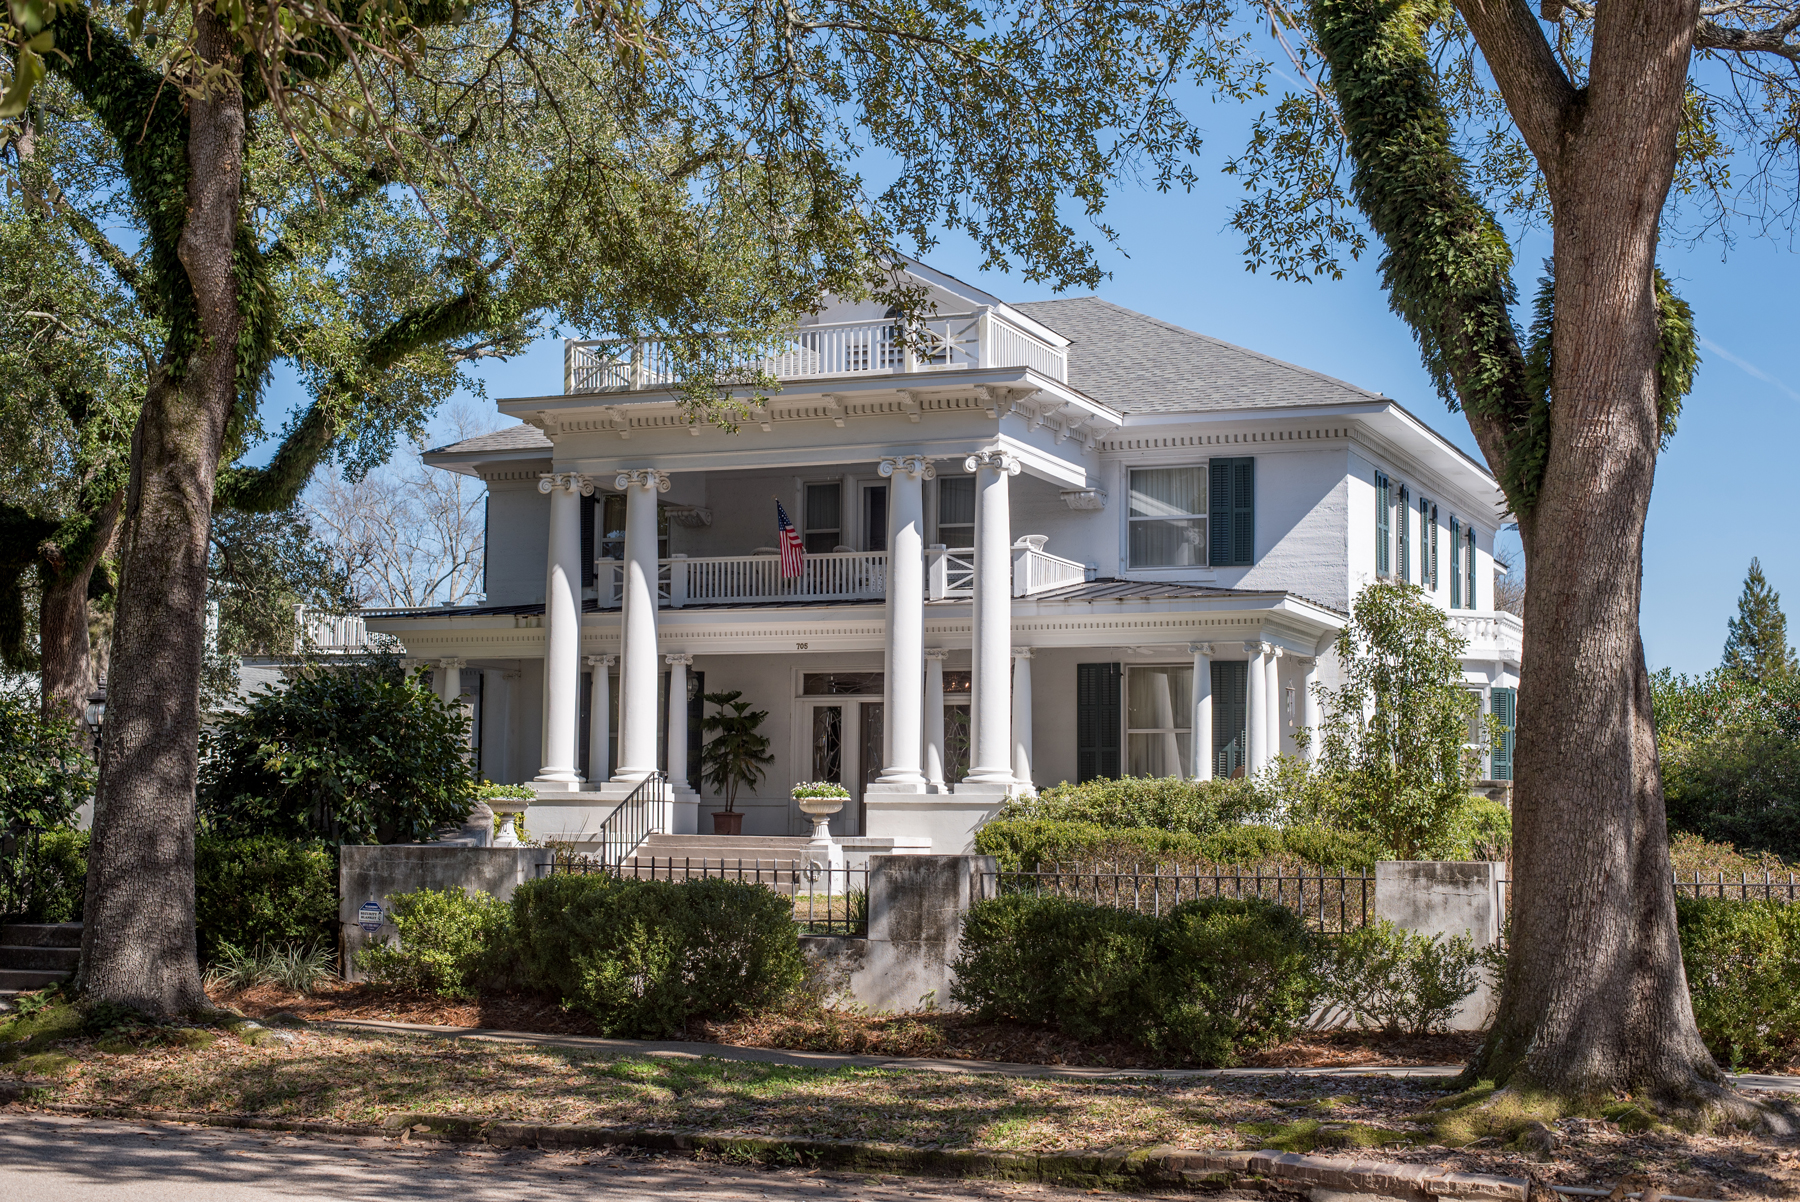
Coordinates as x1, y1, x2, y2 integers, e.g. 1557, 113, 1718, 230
1672, 869, 1800, 902
547, 853, 869, 936
983, 863, 1376, 933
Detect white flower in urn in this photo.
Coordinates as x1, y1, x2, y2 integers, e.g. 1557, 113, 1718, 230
791, 781, 849, 840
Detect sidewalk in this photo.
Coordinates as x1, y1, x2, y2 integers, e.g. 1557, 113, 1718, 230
316, 1019, 1800, 1092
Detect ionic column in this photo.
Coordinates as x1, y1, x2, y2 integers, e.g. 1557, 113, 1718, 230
923, 649, 949, 790
665, 654, 693, 791
437, 657, 465, 704
585, 654, 615, 783
1267, 646, 1284, 761
1298, 657, 1321, 760
1245, 641, 1269, 772
874, 455, 933, 792
613, 468, 670, 780
962, 450, 1020, 788
534, 472, 592, 788
1011, 647, 1034, 791
1190, 643, 1213, 781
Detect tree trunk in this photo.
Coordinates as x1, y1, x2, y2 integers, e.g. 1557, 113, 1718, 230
77, 6, 245, 1015
38, 502, 121, 728
1466, 8, 1736, 1108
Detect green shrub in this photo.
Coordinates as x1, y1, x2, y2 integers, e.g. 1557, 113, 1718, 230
1676, 896, 1800, 1070
210, 942, 338, 993
950, 893, 1320, 1065
1, 680, 95, 920
973, 817, 1382, 872
1010, 776, 1271, 835
194, 837, 337, 965
18, 827, 88, 923
1436, 796, 1513, 862
511, 873, 805, 1036
1653, 668, 1800, 861
1317, 919, 1481, 1035
356, 888, 515, 998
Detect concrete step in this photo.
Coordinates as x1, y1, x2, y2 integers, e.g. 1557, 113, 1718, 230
0, 968, 70, 992
629, 834, 816, 869
0, 945, 78, 972
2, 923, 83, 949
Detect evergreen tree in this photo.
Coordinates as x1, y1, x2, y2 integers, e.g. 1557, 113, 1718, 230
1723, 559, 1799, 683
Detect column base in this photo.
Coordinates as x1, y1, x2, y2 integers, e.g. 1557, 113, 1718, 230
530, 772, 586, 793
865, 777, 929, 795
953, 776, 1016, 795
668, 784, 700, 835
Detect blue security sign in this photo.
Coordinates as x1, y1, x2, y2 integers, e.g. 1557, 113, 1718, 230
357, 901, 384, 932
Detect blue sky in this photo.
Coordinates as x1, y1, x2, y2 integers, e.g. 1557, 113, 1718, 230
255, 94, 1800, 679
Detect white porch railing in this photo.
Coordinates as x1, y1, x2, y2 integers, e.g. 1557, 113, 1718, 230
927, 546, 975, 600
564, 308, 1067, 395
294, 607, 376, 654
1452, 611, 1523, 658
1012, 538, 1088, 597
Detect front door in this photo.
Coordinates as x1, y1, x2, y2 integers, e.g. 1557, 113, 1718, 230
858, 702, 884, 837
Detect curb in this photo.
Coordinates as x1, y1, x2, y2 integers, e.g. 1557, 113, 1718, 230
22, 1100, 1536, 1198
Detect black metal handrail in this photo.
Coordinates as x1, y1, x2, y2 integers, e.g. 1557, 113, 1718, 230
592, 771, 666, 868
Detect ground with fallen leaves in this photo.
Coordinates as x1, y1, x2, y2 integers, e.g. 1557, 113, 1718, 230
4, 1013, 1797, 1199
213, 980, 1480, 1069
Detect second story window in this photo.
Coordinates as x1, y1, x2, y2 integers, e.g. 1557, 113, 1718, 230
1397, 485, 1411, 581
1425, 498, 1438, 590
595, 494, 669, 565
937, 476, 974, 547
1129, 466, 1207, 568
804, 482, 843, 554
1465, 524, 1478, 610
1375, 472, 1391, 575
1450, 515, 1462, 607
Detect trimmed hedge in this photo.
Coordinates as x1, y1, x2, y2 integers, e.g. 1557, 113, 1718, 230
951, 893, 1319, 1065
1012, 776, 1271, 834
194, 837, 338, 963
510, 873, 805, 1037
973, 817, 1383, 872
357, 887, 515, 998
1677, 896, 1800, 1070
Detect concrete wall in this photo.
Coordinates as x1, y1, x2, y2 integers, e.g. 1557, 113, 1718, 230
1374, 860, 1505, 1031
338, 845, 552, 981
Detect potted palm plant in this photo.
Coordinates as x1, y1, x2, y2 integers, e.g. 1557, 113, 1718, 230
699, 690, 773, 835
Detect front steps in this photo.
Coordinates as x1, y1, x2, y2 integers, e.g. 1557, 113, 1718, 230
0, 922, 80, 1001
626, 833, 817, 871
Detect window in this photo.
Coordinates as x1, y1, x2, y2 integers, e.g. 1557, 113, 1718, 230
1449, 516, 1462, 607
1129, 466, 1207, 568
1427, 501, 1439, 590
1465, 525, 1478, 610
804, 482, 842, 554
1374, 472, 1391, 575
1127, 665, 1193, 778
802, 672, 883, 695
596, 494, 669, 563
1208, 457, 1255, 566
936, 476, 974, 547
943, 670, 971, 784
1397, 485, 1411, 582
1076, 662, 1122, 783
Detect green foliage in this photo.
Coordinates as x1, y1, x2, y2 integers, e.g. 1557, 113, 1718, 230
973, 817, 1382, 872
1307, 580, 1481, 859
356, 888, 514, 999
1440, 795, 1512, 863
1676, 897, 1800, 1071
791, 781, 851, 800
700, 691, 773, 812
17, 826, 86, 922
193, 837, 337, 966
208, 942, 337, 994
1722, 558, 1798, 684
950, 893, 1320, 1065
1317, 919, 1481, 1035
1653, 668, 1800, 860
0, 678, 94, 918
1005, 775, 1272, 835
511, 873, 805, 1037
199, 659, 475, 846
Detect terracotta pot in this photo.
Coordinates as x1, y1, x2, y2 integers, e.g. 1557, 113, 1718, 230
711, 810, 744, 836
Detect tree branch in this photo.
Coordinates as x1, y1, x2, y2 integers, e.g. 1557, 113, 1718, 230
1452, 0, 1579, 175
1695, 12, 1800, 60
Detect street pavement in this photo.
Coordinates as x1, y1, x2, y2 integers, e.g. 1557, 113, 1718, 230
0, 1112, 1116, 1202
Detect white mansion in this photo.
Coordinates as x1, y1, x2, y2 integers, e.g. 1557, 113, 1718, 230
364, 262, 1520, 853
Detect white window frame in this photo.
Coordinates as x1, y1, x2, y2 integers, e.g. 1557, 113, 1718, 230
1124, 463, 1210, 572
1124, 662, 1196, 780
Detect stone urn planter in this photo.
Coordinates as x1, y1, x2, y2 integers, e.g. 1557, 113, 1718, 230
711, 809, 745, 836
792, 783, 850, 889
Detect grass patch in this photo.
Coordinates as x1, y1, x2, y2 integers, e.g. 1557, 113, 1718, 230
1236, 1118, 1420, 1152
1416, 1081, 1676, 1149
12, 1051, 79, 1077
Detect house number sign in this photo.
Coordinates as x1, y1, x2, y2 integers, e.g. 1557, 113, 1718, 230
357, 902, 384, 932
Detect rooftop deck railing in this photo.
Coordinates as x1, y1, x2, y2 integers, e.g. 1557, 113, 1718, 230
564, 309, 1067, 395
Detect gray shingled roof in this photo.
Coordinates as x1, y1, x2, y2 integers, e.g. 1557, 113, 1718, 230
427, 423, 551, 456
1013, 296, 1384, 415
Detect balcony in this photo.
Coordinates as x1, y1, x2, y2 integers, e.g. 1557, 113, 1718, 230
564, 309, 1068, 395
1452, 611, 1523, 660
597, 541, 1089, 608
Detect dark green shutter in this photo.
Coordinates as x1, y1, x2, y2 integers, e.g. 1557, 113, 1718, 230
1076, 663, 1121, 782
1397, 486, 1410, 581
1466, 527, 1478, 610
1374, 472, 1391, 575
1449, 517, 1461, 607
1209, 457, 1255, 567
1429, 503, 1439, 590
1211, 660, 1249, 778
1490, 687, 1515, 781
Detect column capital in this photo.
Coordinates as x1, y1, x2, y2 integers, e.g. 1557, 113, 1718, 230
924, 648, 951, 661
438, 657, 466, 669
878, 454, 936, 480
1291, 656, 1317, 669
1188, 642, 1214, 656
585, 654, 617, 669
963, 449, 1021, 476
615, 468, 672, 493
1244, 640, 1273, 657
663, 653, 693, 666
1268, 645, 1283, 659
538, 471, 594, 496
1011, 646, 1034, 660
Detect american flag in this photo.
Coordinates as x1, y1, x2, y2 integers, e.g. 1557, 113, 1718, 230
777, 500, 806, 578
